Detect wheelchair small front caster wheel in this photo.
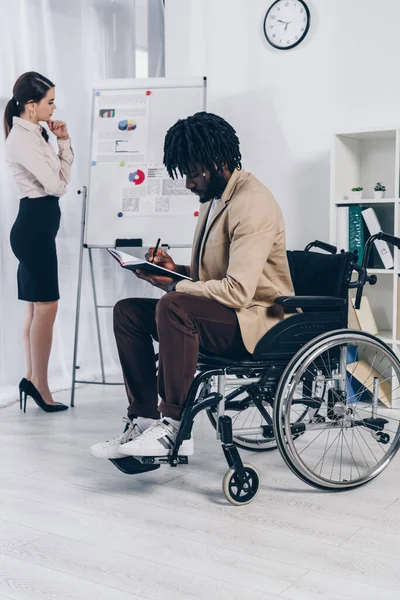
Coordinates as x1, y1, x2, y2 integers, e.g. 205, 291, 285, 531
222, 462, 260, 505
378, 433, 390, 445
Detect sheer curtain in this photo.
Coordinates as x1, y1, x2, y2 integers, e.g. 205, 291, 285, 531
0, 0, 165, 406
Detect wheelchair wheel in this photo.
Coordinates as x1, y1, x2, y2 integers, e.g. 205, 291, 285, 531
222, 462, 260, 505
207, 378, 311, 452
206, 373, 280, 451
207, 399, 277, 451
273, 330, 400, 490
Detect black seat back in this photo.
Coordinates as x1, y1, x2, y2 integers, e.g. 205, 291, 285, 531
287, 250, 355, 316
253, 250, 356, 359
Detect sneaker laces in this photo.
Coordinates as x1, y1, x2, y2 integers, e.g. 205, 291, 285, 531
135, 420, 175, 442
105, 417, 140, 446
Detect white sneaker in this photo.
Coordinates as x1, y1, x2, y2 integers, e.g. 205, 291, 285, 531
90, 417, 144, 459
119, 418, 194, 457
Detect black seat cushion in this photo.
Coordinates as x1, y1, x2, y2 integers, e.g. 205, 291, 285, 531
198, 348, 267, 368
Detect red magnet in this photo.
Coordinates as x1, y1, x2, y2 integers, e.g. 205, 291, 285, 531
146, 90, 152, 96
194, 211, 199, 217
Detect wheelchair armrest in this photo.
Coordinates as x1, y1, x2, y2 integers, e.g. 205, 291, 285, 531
275, 295, 346, 308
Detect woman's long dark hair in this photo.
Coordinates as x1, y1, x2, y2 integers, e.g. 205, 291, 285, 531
4, 71, 55, 138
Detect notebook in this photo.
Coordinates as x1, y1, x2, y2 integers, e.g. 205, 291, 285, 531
107, 249, 193, 282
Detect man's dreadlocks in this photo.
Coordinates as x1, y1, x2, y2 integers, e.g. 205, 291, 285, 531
163, 111, 242, 179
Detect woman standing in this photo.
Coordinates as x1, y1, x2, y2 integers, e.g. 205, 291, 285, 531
4, 72, 74, 413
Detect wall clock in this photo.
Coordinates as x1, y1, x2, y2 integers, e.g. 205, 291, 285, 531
263, 0, 310, 50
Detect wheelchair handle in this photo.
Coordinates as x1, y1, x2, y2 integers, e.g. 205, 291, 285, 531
377, 231, 400, 249
304, 240, 337, 254
351, 264, 377, 309
354, 231, 399, 309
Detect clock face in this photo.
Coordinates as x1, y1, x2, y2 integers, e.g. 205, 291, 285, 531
264, 0, 310, 50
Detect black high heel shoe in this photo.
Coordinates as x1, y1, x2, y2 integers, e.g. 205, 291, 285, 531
22, 381, 69, 413
19, 378, 29, 410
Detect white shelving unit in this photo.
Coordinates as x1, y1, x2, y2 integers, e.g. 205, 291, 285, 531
330, 127, 400, 349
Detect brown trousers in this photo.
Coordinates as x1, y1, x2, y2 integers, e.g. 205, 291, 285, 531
113, 292, 248, 420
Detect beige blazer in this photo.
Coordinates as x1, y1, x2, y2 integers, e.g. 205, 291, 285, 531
175, 169, 295, 353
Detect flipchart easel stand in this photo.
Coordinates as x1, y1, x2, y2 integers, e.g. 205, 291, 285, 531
70, 186, 191, 406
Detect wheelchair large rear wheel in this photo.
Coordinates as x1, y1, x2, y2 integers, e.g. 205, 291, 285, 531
273, 330, 400, 490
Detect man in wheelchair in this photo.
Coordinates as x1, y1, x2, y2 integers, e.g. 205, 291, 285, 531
90, 112, 400, 505
90, 111, 296, 461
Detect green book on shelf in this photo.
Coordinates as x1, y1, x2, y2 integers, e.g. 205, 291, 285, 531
348, 205, 364, 264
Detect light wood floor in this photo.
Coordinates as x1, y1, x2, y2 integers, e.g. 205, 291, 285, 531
1, 384, 400, 600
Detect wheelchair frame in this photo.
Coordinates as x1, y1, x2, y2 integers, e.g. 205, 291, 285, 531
110, 232, 400, 505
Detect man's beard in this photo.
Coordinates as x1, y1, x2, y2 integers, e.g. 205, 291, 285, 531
199, 169, 227, 203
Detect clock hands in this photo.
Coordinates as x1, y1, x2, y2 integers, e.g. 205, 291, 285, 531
277, 19, 292, 31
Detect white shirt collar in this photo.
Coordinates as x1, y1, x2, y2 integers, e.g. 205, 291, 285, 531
13, 116, 42, 133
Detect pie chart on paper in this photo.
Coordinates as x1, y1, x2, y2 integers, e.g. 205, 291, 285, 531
118, 119, 137, 131
128, 169, 146, 185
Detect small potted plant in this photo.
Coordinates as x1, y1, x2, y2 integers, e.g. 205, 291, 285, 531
374, 182, 386, 199
351, 187, 363, 201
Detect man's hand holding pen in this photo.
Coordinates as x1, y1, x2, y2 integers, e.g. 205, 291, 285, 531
135, 240, 178, 292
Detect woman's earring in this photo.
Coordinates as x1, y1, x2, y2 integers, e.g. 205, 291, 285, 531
29, 109, 36, 120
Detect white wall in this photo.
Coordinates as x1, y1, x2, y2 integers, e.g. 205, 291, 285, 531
165, 0, 400, 249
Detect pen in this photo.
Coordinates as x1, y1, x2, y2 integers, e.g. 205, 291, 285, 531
151, 238, 161, 263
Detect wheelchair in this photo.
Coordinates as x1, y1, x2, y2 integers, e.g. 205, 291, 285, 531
110, 231, 400, 505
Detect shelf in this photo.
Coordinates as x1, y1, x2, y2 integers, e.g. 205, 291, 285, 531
348, 331, 400, 344
332, 126, 400, 351
377, 331, 400, 344
377, 330, 395, 344
337, 130, 397, 141
336, 198, 397, 206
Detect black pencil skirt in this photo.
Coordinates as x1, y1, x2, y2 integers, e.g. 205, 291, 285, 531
10, 196, 61, 302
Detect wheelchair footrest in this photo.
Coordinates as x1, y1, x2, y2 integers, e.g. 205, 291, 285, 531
142, 456, 189, 465
109, 457, 161, 474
